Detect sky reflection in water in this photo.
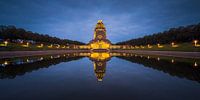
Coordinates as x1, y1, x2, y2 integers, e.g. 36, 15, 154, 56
0, 52, 200, 100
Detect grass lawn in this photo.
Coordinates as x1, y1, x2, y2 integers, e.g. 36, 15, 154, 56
0, 42, 69, 51
0, 42, 199, 52
132, 43, 200, 52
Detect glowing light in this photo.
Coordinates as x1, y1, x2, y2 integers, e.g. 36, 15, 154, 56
171, 59, 174, 63
62, 46, 66, 48
135, 54, 137, 57
194, 40, 198, 45
37, 44, 44, 48
4, 41, 8, 46
194, 40, 200, 47
40, 57, 43, 60
194, 62, 198, 67
147, 56, 150, 59
157, 57, 160, 61
26, 42, 29, 47
22, 42, 29, 47
147, 44, 152, 48
135, 46, 139, 49
48, 44, 53, 48
26, 59, 29, 62
157, 44, 164, 48
90, 41, 110, 49
171, 42, 178, 48
140, 45, 145, 49
90, 53, 110, 60
98, 20, 103, 23
56, 45, 60, 48
4, 61, 8, 65
79, 45, 89, 49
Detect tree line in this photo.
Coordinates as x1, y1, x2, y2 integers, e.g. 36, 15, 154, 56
0, 25, 85, 45
116, 23, 200, 45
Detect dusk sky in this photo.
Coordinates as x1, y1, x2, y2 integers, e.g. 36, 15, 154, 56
0, 0, 200, 43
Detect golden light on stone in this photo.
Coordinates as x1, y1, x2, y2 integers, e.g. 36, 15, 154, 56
89, 52, 110, 82
90, 52, 110, 60
78, 20, 138, 50
90, 41, 110, 49
89, 20, 111, 50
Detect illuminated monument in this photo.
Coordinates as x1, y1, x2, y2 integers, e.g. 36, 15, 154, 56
89, 20, 111, 51
78, 20, 121, 50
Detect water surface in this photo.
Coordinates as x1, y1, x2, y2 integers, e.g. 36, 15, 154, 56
0, 53, 200, 100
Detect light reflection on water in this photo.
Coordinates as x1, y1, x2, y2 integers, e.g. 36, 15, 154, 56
0, 52, 200, 100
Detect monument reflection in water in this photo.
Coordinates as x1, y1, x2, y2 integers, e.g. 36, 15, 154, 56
1, 52, 200, 100
0, 52, 199, 83
0, 52, 113, 81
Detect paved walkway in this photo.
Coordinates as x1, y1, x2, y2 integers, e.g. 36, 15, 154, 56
0, 50, 199, 59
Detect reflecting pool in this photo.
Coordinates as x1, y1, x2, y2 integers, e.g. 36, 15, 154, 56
0, 52, 200, 100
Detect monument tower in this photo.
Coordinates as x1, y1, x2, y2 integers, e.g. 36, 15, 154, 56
89, 20, 111, 50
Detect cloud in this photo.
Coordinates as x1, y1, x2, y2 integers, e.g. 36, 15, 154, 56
0, 0, 200, 43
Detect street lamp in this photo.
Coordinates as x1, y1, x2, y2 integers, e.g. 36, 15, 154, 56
37, 44, 44, 48
194, 62, 198, 67
171, 59, 174, 63
26, 42, 29, 47
194, 40, 198, 46
147, 44, 152, 48
62, 46, 66, 48
157, 43, 163, 48
56, 45, 60, 48
140, 45, 145, 48
48, 44, 53, 48
4, 41, 8, 46
171, 42, 174, 46
171, 42, 178, 47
